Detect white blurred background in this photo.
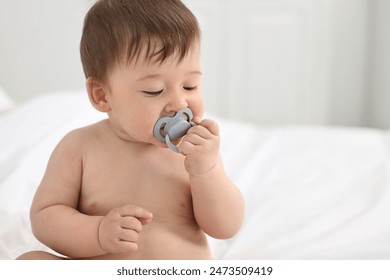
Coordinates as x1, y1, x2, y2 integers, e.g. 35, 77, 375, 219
0, 0, 389, 128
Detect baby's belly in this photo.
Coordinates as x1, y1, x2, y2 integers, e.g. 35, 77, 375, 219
88, 215, 211, 260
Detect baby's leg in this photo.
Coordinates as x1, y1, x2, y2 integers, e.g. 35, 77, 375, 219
16, 251, 66, 260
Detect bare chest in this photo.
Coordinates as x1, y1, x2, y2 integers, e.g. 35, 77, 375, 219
78, 145, 192, 218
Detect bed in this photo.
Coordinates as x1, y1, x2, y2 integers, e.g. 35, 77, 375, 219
1, 90, 390, 260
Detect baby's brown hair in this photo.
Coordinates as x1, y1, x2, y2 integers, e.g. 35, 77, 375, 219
80, 0, 200, 81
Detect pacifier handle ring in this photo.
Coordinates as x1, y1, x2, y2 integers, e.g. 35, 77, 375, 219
165, 134, 180, 153
165, 120, 196, 153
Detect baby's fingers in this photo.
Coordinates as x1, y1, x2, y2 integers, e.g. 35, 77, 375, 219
119, 228, 139, 243
199, 119, 219, 136
117, 240, 139, 252
187, 125, 212, 140
120, 216, 142, 233
119, 205, 153, 225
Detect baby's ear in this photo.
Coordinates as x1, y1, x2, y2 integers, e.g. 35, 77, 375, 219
86, 77, 110, 112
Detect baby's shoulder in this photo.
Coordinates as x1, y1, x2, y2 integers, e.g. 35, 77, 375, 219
56, 120, 108, 150
46, 120, 109, 166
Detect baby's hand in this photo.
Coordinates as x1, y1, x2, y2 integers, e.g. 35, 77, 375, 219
179, 118, 220, 175
98, 205, 153, 254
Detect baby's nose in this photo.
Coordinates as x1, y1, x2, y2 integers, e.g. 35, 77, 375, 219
165, 95, 188, 114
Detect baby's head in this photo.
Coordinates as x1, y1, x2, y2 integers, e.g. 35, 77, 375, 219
80, 0, 201, 82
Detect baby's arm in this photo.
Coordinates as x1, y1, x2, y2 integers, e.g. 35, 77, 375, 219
180, 119, 244, 239
30, 130, 152, 258
30, 130, 104, 258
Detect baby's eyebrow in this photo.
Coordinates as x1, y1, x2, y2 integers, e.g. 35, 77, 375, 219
188, 70, 202, 75
137, 70, 202, 81
136, 74, 162, 81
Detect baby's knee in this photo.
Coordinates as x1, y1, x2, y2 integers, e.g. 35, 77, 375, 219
16, 250, 64, 260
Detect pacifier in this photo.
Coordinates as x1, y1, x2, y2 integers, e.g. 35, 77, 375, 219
153, 108, 196, 153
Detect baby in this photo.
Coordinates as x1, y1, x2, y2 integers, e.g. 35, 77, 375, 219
17, 0, 244, 260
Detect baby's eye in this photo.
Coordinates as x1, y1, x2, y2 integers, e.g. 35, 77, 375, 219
143, 89, 163, 96
183, 86, 197, 91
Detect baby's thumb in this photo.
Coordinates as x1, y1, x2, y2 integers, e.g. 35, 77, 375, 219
120, 205, 153, 225
192, 116, 202, 125
139, 212, 153, 225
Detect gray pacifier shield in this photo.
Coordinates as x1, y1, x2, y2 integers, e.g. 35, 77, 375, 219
153, 108, 196, 153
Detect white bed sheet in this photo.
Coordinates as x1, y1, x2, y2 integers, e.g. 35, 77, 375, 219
1, 91, 390, 259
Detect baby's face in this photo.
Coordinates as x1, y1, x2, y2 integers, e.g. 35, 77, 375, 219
103, 43, 204, 147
